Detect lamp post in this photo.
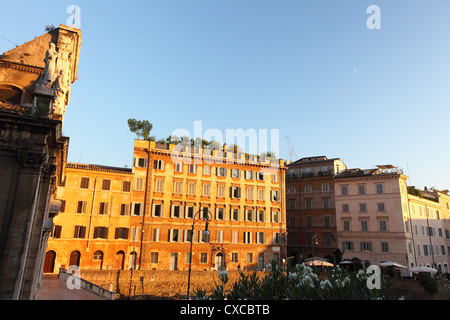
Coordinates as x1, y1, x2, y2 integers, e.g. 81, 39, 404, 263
187, 208, 212, 300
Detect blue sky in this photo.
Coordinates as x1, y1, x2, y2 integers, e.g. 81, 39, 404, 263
1, 1, 450, 190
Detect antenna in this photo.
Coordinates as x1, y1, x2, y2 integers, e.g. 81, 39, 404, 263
284, 136, 297, 162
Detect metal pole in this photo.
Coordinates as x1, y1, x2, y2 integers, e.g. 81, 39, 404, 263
187, 223, 194, 300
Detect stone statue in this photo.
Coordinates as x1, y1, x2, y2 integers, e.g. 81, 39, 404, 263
39, 43, 58, 87
52, 70, 66, 115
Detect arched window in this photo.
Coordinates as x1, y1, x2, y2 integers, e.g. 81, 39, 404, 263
93, 250, 103, 270
69, 250, 81, 267
0, 84, 23, 105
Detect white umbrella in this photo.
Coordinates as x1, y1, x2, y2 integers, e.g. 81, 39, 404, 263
304, 260, 334, 267
339, 260, 353, 265
408, 266, 438, 274
380, 261, 408, 269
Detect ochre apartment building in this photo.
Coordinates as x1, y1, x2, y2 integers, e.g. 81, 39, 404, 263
45, 140, 288, 272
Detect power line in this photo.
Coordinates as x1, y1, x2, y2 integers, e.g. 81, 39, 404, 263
72, 92, 132, 162
0, 34, 19, 48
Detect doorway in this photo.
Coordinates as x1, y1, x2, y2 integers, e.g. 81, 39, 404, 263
43, 250, 56, 273
170, 253, 178, 270
69, 250, 80, 267
215, 252, 224, 271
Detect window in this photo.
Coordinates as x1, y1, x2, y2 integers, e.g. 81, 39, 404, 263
216, 207, 225, 220
257, 232, 266, 244
381, 242, 389, 252
247, 253, 253, 263
324, 232, 332, 247
377, 203, 385, 212
216, 230, 224, 243
52, 225, 62, 238
360, 242, 372, 252
216, 167, 227, 177
187, 182, 196, 195
203, 165, 211, 175
131, 227, 140, 241
245, 170, 254, 180
305, 198, 312, 209
152, 229, 160, 242
322, 183, 329, 192
102, 179, 111, 191
171, 205, 182, 218
188, 164, 196, 174
273, 232, 281, 244
246, 188, 254, 200
186, 206, 195, 219
200, 207, 210, 219
152, 204, 163, 217
245, 209, 254, 222
256, 172, 265, 181
202, 183, 211, 196
289, 185, 295, 193
135, 157, 147, 168
154, 160, 165, 170
80, 177, 89, 189
341, 186, 348, 195
132, 203, 142, 216
271, 190, 280, 201
343, 204, 349, 212
258, 210, 265, 222
94, 227, 108, 239
361, 220, 368, 231
306, 216, 312, 227
343, 241, 354, 251
324, 216, 331, 227
376, 184, 384, 194
173, 180, 183, 194
343, 220, 350, 231
155, 179, 164, 192
115, 228, 129, 240
60, 200, 66, 213
359, 203, 367, 212
257, 189, 264, 200
217, 185, 225, 197
379, 220, 387, 232
120, 203, 129, 216
169, 229, 181, 242
185, 230, 194, 243
77, 201, 87, 214
231, 169, 240, 178
231, 186, 241, 198
99, 202, 108, 215
231, 208, 240, 221
244, 232, 252, 244
289, 199, 296, 209
271, 210, 280, 223
305, 184, 311, 192
122, 181, 131, 192
74, 226, 86, 238
151, 252, 159, 263
323, 198, 330, 209
200, 253, 208, 264
358, 185, 365, 195
232, 231, 239, 243
174, 163, 183, 172
232, 253, 238, 263
135, 178, 144, 191
185, 253, 191, 264
272, 174, 278, 183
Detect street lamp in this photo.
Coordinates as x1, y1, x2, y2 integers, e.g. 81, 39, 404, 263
187, 208, 212, 300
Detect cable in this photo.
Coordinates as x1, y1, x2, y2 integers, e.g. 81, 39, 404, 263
72, 92, 132, 162
0, 34, 19, 48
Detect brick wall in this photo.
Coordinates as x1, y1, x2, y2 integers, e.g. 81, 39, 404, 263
79, 269, 267, 298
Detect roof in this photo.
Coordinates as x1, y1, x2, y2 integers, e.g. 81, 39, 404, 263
66, 162, 132, 174
334, 167, 402, 179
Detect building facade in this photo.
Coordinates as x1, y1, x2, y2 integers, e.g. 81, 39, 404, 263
335, 166, 450, 273
46, 140, 288, 272
0, 25, 81, 299
285, 156, 346, 263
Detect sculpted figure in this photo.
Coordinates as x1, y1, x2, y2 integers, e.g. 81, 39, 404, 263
39, 43, 58, 87
52, 70, 66, 114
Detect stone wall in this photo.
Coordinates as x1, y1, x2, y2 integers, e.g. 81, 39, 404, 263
79, 269, 267, 298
